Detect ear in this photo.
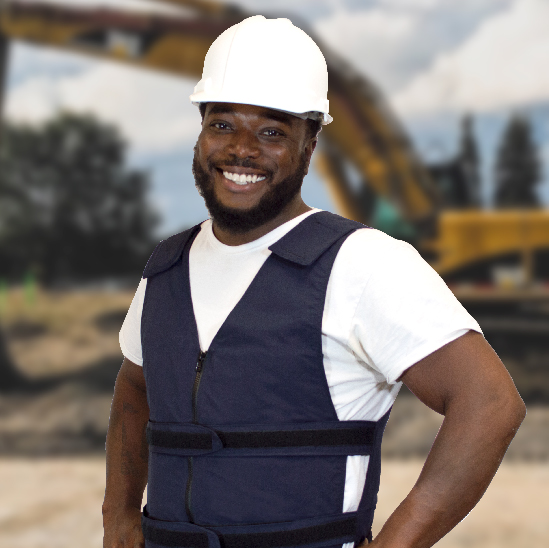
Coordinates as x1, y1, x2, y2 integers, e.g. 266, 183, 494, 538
303, 138, 318, 175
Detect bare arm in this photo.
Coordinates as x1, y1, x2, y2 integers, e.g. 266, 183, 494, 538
103, 358, 149, 548
369, 330, 526, 548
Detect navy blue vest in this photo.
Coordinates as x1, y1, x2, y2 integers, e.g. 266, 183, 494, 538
140, 212, 391, 548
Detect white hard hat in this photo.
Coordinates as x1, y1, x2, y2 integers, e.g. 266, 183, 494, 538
190, 15, 332, 125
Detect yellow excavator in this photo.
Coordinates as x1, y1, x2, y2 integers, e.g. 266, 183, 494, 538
1, 0, 549, 303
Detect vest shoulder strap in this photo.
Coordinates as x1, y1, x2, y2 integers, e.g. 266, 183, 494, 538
269, 211, 366, 266
142, 223, 203, 278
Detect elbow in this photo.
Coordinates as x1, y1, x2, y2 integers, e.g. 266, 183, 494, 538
508, 392, 527, 430
491, 387, 526, 442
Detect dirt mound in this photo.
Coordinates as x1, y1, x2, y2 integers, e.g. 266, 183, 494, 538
0, 356, 119, 455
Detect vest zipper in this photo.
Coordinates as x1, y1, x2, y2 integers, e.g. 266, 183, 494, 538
185, 350, 208, 523
192, 350, 208, 423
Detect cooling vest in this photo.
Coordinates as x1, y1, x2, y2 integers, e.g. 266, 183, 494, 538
140, 211, 391, 548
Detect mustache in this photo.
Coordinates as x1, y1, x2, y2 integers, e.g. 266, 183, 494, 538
209, 156, 272, 175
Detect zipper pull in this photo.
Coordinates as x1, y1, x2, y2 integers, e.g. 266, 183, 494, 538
196, 351, 207, 372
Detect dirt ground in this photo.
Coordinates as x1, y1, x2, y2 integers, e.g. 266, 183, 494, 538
0, 456, 546, 548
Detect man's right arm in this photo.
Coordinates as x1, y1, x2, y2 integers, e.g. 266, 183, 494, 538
103, 358, 149, 548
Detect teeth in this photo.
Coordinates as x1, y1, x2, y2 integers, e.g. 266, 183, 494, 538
223, 170, 266, 185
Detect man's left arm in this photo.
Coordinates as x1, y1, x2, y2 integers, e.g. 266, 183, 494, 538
368, 330, 526, 548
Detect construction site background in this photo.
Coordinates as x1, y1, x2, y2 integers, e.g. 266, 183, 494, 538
0, 1, 547, 547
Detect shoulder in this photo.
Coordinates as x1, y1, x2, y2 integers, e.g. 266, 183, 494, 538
328, 229, 481, 383
329, 227, 468, 324
333, 227, 426, 286
342, 227, 421, 259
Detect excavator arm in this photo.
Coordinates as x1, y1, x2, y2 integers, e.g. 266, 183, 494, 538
4, 1, 549, 310
0, 0, 441, 235
0, 1, 231, 79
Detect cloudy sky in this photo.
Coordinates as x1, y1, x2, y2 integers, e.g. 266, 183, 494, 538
4, 0, 549, 235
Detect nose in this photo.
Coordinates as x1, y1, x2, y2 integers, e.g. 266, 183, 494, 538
225, 128, 261, 159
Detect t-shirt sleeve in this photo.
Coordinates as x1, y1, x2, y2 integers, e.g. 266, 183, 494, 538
119, 277, 147, 366
346, 230, 482, 384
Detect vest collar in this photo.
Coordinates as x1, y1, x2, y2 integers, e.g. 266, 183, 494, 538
143, 223, 202, 278
143, 212, 363, 278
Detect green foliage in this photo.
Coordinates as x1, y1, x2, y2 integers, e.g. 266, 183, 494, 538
494, 114, 541, 208
0, 113, 160, 284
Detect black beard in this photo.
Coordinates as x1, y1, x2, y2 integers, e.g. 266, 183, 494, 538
192, 150, 308, 234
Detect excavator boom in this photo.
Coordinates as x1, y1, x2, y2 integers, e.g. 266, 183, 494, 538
2, 0, 549, 287
0, 0, 441, 231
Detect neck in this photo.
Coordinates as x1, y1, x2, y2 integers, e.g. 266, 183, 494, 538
212, 197, 312, 246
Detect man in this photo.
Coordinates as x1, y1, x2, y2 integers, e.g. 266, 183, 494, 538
103, 16, 525, 548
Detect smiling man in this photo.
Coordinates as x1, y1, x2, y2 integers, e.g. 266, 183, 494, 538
103, 15, 525, 548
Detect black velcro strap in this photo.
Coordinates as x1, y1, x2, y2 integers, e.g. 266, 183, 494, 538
147, 426, 375, 450
217, 428, 374, 448
222, 516, 356, 548
142, 516, 357, 548
147, 428, 212, 450
143, 522, 208, 548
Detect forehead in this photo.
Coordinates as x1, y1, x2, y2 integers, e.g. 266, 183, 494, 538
204, 102, 301, 129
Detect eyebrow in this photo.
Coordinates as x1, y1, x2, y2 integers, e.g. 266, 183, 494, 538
263, 110, 294, 127
207, 104, 236, 117
206, 104, 294, 127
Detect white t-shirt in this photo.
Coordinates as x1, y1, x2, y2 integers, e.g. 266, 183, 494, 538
120, 209, 481, 521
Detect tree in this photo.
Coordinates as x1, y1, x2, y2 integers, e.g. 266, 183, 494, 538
494, 114, 541, 208
0, 113, 160, 284
427, 115, 482, 209
458, 114, 481, 207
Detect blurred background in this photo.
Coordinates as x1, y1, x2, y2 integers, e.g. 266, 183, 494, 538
0, 0, 548, 546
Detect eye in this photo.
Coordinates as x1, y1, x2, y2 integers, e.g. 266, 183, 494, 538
211, 122, 231, 130
262, 128, 284, 137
